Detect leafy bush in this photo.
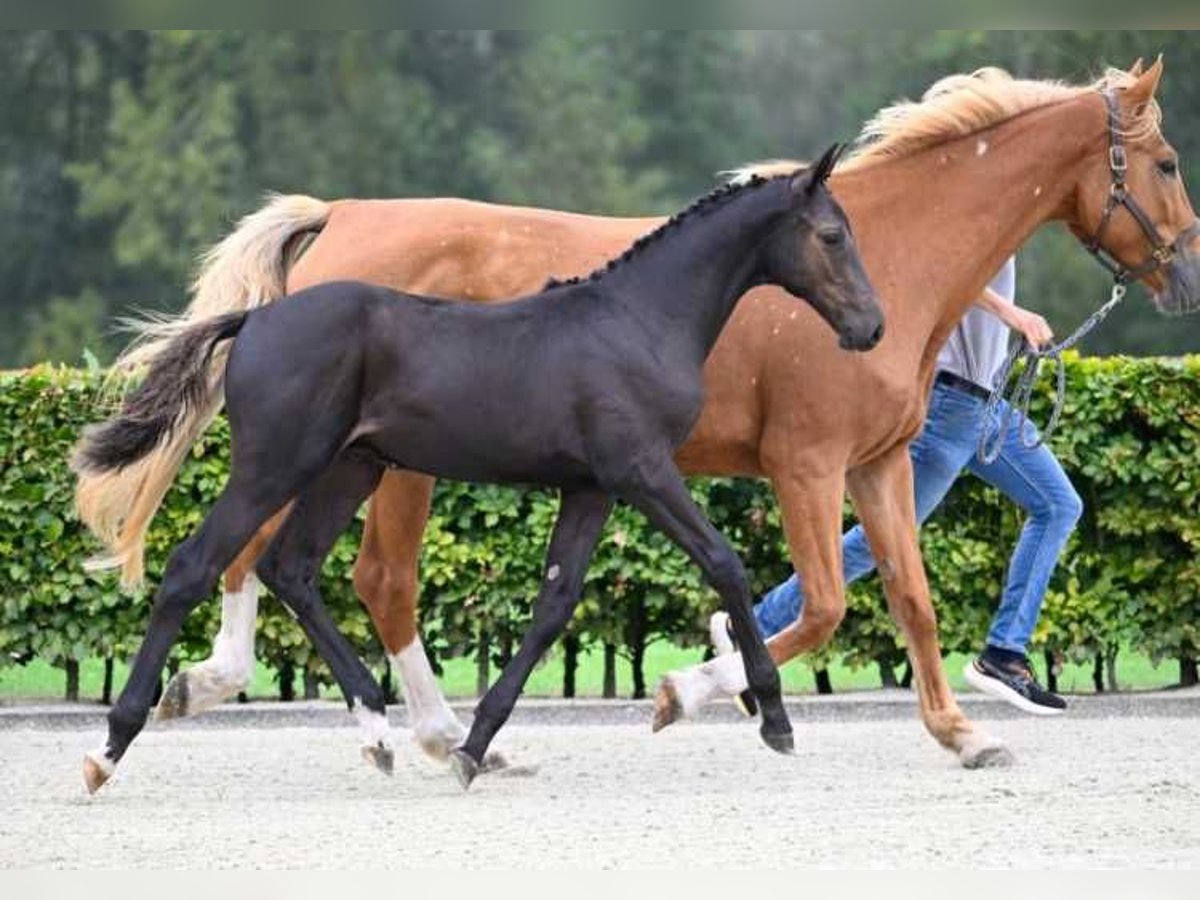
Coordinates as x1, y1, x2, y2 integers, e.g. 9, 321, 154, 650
2, 356, 1197, 695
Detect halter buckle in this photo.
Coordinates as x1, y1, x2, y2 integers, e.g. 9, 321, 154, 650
1109, 144, 1127, 175
1153, 245, 1174, 264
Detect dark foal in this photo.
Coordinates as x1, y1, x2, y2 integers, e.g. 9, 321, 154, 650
74, 145, 883, 792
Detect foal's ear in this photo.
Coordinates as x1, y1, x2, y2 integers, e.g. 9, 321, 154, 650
792, 143, 843, 197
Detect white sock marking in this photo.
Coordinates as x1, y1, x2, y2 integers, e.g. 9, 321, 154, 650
391, 639, 466, 758
352, 699, 393, 750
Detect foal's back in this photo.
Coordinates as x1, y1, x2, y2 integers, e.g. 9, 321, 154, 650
226, 279, 674, 489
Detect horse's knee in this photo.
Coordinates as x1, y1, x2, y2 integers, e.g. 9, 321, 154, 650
888, 590, 938, 643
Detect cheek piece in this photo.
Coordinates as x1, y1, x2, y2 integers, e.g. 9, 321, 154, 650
1083, 88, 1200, 314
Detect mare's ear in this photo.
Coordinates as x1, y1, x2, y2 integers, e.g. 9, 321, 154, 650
1122, 54, 1164, 115
1127, 57, 1145, 78
791, 143, 843, 197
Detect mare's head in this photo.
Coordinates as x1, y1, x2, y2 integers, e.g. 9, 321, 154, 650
1069, 58, 1200, 314
758, 145, 884, 351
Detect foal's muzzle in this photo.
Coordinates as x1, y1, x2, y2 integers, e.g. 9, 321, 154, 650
839, 316, 885, 352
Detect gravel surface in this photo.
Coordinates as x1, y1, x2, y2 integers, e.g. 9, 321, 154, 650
2, 709, 1198, 869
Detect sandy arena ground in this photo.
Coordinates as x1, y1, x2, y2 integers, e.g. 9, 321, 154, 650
2, 699, 1198, 869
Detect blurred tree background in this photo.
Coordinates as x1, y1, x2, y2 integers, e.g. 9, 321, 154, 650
3, 30, 1198, 368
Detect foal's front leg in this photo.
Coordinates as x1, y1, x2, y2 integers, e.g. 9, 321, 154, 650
450, 488, 613, 789
615, 453, 792, 754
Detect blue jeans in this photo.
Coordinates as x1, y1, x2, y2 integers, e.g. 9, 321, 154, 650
754, 379, 1083, 654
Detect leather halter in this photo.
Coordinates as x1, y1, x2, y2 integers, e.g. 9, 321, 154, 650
1084, 89, 1200, 285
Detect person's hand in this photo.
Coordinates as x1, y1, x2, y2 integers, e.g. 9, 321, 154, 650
1005, 307, 1054, 349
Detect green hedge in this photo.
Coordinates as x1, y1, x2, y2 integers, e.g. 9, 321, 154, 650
2, 356, 1198, 696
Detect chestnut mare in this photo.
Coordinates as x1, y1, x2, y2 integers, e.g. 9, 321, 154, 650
79, 61, 1200, 771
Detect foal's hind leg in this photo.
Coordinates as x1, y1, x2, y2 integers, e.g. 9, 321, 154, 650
613, 452, 792, 755
451, 488, 613, 789
84, 475, 308, 793
255, 455, 398, 774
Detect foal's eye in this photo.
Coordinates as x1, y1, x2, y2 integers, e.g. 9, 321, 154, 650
818, 228, 845, 247
1157, 159, 1179, 178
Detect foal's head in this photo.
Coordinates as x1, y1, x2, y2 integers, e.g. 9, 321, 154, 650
1068, 58, 1200, 314
759, 145, 885, 351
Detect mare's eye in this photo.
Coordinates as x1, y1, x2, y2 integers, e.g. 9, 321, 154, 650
819, 228, 845, 247
1157, 159, 1179, 178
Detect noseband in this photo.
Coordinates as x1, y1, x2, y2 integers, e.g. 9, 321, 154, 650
1084, 88, 1200, 285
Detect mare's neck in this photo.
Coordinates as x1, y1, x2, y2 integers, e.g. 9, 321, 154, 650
832, 93, 1104, 381
607, 179, 787, 360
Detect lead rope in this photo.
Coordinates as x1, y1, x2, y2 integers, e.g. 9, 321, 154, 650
976, 280, 1127, 465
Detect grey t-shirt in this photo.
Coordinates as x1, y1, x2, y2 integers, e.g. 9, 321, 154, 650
936, 256, 1016, 390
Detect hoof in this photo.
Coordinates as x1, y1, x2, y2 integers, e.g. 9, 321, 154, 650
361, 743, 395, 777
449, 748, 480, 791
960, 739, 1015, 770
760, 727, 795, 756
652, 677, 683, 733
82, 754, 113, 794
155, 672, 189, 721
480, 750, 510, 773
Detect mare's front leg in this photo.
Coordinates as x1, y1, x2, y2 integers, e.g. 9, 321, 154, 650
156, 506, 290, 720
615, 452, 792, 754
450, 488, 613, 789
846, 447, 1012, 768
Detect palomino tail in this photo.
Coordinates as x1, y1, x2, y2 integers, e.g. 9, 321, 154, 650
73, 313, 249, 475
117, 193, 330, 370
72, 312, 250, 583
75, 193, 330, 589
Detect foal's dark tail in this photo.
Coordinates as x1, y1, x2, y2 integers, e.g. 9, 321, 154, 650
71, 312, 249, 580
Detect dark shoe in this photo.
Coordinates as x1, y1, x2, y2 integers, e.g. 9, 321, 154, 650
708, 611, 758, 717
964, 651, 1067, 716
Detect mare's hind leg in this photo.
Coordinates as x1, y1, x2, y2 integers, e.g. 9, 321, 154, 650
354, 470, 479, 764
84, 474, 310, 793
157, 507, 289, 720
451, 488, 613, 789
612, 452, 792, 755
654, 470, 848, 724
255, 454, 397, 774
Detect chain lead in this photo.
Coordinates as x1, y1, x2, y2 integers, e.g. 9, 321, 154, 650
976, 281, 1126, 465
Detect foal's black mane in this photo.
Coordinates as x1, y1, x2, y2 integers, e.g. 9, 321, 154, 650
543, 172, 789, 291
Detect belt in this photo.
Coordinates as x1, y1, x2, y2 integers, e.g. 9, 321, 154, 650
935, 370, 990, 402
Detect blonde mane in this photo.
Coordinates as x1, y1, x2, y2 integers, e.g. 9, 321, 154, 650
727, 66, 1162, 183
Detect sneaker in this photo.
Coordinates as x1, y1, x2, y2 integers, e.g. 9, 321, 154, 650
707, 611, 758, 717
963, 652, 1067, 716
